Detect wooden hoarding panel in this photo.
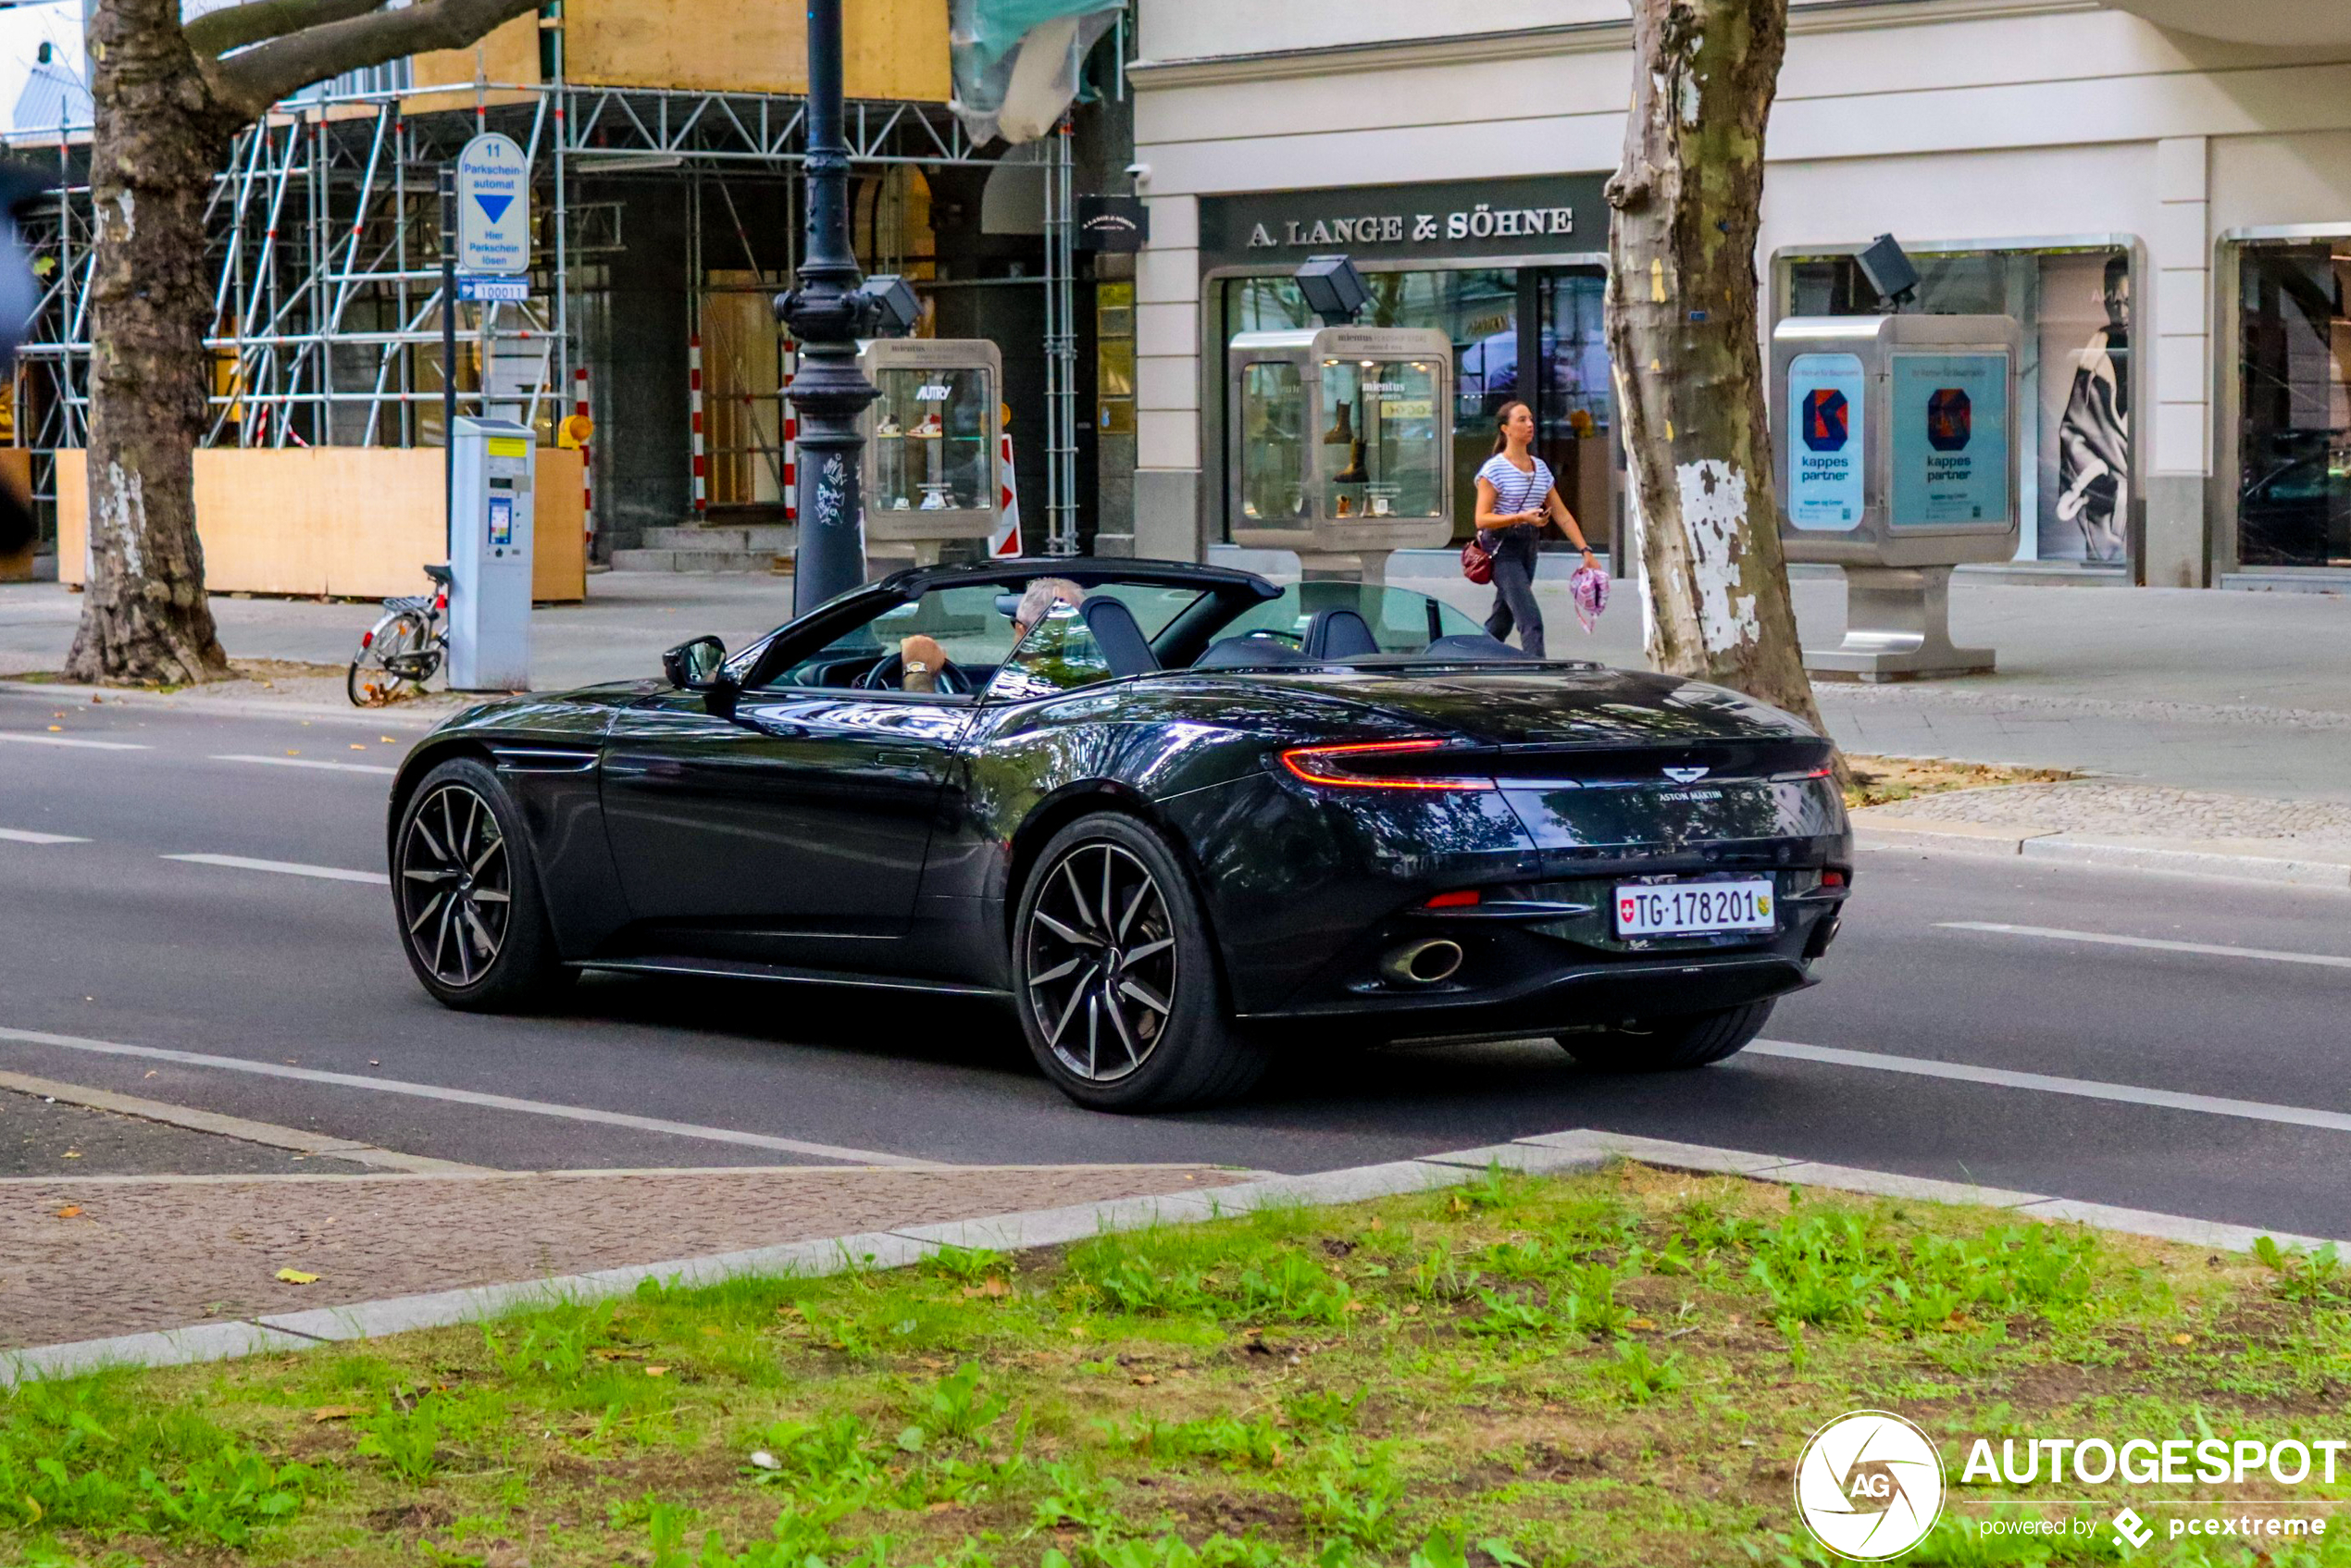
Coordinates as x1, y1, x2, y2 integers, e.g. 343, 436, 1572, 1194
55, 449, 586, 604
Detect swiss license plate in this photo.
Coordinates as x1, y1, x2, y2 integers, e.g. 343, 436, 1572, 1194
1614, 877, 1775, 937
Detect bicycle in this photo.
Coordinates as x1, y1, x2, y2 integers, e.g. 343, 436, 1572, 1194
347, 563, 452, 707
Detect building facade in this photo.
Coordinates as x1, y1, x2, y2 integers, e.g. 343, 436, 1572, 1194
1129, 0, 2351, 589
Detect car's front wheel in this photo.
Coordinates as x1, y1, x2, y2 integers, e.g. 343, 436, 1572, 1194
1555, 1000, 1774, 1071
393, 757, 567, 1011
1012, 812, 1264, 1112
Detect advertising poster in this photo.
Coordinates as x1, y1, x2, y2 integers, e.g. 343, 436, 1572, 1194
2038, 251, 2132, 561
1891, 352, 2010, 526
1786, 353, 1867, 529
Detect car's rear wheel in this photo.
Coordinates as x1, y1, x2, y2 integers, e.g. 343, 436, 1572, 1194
1555, 1000, 1774, 1071
1013, 812, 1264, 1112
393, 757, 567, 1011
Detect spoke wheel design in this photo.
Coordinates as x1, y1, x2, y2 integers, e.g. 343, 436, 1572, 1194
1024, 840, 1178, 1084
396, 782, 514, 989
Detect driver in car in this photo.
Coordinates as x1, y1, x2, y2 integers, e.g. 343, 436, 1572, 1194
898, 577, 1083, 693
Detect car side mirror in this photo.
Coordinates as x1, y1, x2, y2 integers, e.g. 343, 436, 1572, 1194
663, 635, 728, 691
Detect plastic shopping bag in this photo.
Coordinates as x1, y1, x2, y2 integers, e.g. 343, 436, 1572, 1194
1569, 564, 1610, 634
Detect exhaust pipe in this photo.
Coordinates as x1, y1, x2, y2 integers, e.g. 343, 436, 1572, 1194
1381, 938, 1463, 986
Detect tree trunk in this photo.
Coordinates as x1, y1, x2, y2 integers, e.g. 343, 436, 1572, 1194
66, 0, 233, 685
1604, 0, 1822, 731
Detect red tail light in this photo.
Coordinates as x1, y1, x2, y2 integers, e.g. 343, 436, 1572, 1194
360, 629, 373, 648
1423, 889, 1482, 909
433, 591, 448, 612
1279, 739, 1496, 791
1821, 870, 1847, 888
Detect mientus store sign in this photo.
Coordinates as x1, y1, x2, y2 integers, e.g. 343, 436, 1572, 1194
1198, 173, 1612, 271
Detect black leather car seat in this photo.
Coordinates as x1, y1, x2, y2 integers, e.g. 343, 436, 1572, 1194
1193, 635, 1316, 669
1302, 607, 1380, 661
1078, 596, 1159, 677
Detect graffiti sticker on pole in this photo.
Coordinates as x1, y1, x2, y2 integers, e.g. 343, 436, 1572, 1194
1785, 353, 1866, 529
455, 132, 530, 276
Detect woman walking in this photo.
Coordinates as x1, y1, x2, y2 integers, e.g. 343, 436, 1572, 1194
1473, 402, 1598, 658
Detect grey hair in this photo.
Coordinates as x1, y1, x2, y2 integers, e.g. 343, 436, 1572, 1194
1014, 577, 1085, 631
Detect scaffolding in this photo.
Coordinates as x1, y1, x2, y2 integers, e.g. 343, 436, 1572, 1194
8, 72, 1080, 543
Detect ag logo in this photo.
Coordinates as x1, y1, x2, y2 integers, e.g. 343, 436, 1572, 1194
1802, 387, 1850, 452
1794, 1411, 1945, 1561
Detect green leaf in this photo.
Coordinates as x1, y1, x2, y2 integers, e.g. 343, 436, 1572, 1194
895, 1425, 927, 1453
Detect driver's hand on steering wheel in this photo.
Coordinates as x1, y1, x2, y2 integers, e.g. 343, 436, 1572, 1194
899, 634, 947, 693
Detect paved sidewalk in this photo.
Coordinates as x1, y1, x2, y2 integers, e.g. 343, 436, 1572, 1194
11, 569, 2351, 796
2, 1164, 1243, 1350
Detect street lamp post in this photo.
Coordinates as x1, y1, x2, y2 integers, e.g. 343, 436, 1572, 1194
777, 0, 876, 616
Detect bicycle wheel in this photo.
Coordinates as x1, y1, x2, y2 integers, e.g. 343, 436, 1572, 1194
349, 612, 427, 707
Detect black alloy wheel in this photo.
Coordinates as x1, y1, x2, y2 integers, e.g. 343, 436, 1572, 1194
392, 757, 565, 1010
1013, 813, 1264, 1112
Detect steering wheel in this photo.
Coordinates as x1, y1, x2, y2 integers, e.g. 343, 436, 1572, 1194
856, 651, 972, 695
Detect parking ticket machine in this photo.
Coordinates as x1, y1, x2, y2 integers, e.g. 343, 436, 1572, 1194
1227, 326, 1453, 582
448, 414, 534, 691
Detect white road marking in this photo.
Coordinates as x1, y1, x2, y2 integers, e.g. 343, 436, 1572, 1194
0, 828, 87, 844
1751, 1038, 2351, 1136
1939, 920, 2351, 971
0, 1025, 945, 1169
161, 853, 386, 885
214, 753, 398, 777
0, 732, 146, 751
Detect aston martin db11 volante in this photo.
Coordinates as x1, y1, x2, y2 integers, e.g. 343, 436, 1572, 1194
386, 558, 1851, 1111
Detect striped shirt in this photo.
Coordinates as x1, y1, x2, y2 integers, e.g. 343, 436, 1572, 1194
1476, 453, 1553, 520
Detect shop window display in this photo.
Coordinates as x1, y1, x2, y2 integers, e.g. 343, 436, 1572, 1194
2236, 243, 2351, 569
1220, 268, 1610, 546
872, 364, 992, 514
1786, 247, 2133, 564
1239, 361, 1306, 522
1318, 358, 1443, 519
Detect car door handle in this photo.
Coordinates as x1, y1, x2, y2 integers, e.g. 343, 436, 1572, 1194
874, 749, 925, 768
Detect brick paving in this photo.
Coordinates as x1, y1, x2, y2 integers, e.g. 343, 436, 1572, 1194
0, 1164, 1242, 1350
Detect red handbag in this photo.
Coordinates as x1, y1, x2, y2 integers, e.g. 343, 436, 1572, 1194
1461, 535, 1495, 585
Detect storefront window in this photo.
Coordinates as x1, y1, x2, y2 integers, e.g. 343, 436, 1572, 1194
2236, 243, 2351, 568
1786, 246, 2132, 564
1319, 357, 1443, 519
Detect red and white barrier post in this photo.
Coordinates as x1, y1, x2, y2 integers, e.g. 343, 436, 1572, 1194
688, 333, 707, 516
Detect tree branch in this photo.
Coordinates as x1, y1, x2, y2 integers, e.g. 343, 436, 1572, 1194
209, 0, 541, 117
184, 0, 390, 61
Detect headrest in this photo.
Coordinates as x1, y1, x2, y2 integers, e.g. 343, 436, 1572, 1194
1077, 596, 1158, 677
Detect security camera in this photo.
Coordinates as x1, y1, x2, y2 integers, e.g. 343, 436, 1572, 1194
1125, 161, 1151, 187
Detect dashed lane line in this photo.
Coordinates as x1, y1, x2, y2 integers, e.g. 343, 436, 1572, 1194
0, 828, 88, 844
160, 853, 386, 885
1750, 1038, 2351, 1136
0, 1025, 949, 1169
213, 753, 399, 777
0, 732, 146, 751
1939, 920, 2351, 971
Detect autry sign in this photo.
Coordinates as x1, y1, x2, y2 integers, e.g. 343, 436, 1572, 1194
1198, 174, 1611, 272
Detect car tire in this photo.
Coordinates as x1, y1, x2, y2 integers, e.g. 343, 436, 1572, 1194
392, 756, 568, 1012
1012, 811, 1265, 1113
1555, 1000, 1774, 1071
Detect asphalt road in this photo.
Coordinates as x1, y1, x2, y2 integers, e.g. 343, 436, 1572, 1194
6, 686, 2350, 1238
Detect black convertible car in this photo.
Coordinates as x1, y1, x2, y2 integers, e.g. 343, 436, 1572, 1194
386, 558, 1850, 1110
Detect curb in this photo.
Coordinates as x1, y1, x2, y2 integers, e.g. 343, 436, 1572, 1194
0, 678, 456, 733
1858, 815, 2351, 889
6, 1130, 2336, 1388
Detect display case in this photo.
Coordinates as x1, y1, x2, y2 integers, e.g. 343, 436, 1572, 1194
859, 337, 1001, 564
1227, 326, 1452, 579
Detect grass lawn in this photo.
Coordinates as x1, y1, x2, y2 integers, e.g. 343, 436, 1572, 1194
8, 1162, 2351, 1567
1843, 755, 2077, 812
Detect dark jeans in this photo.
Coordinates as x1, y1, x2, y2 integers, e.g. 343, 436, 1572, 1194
1480, 526, 1545, 658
